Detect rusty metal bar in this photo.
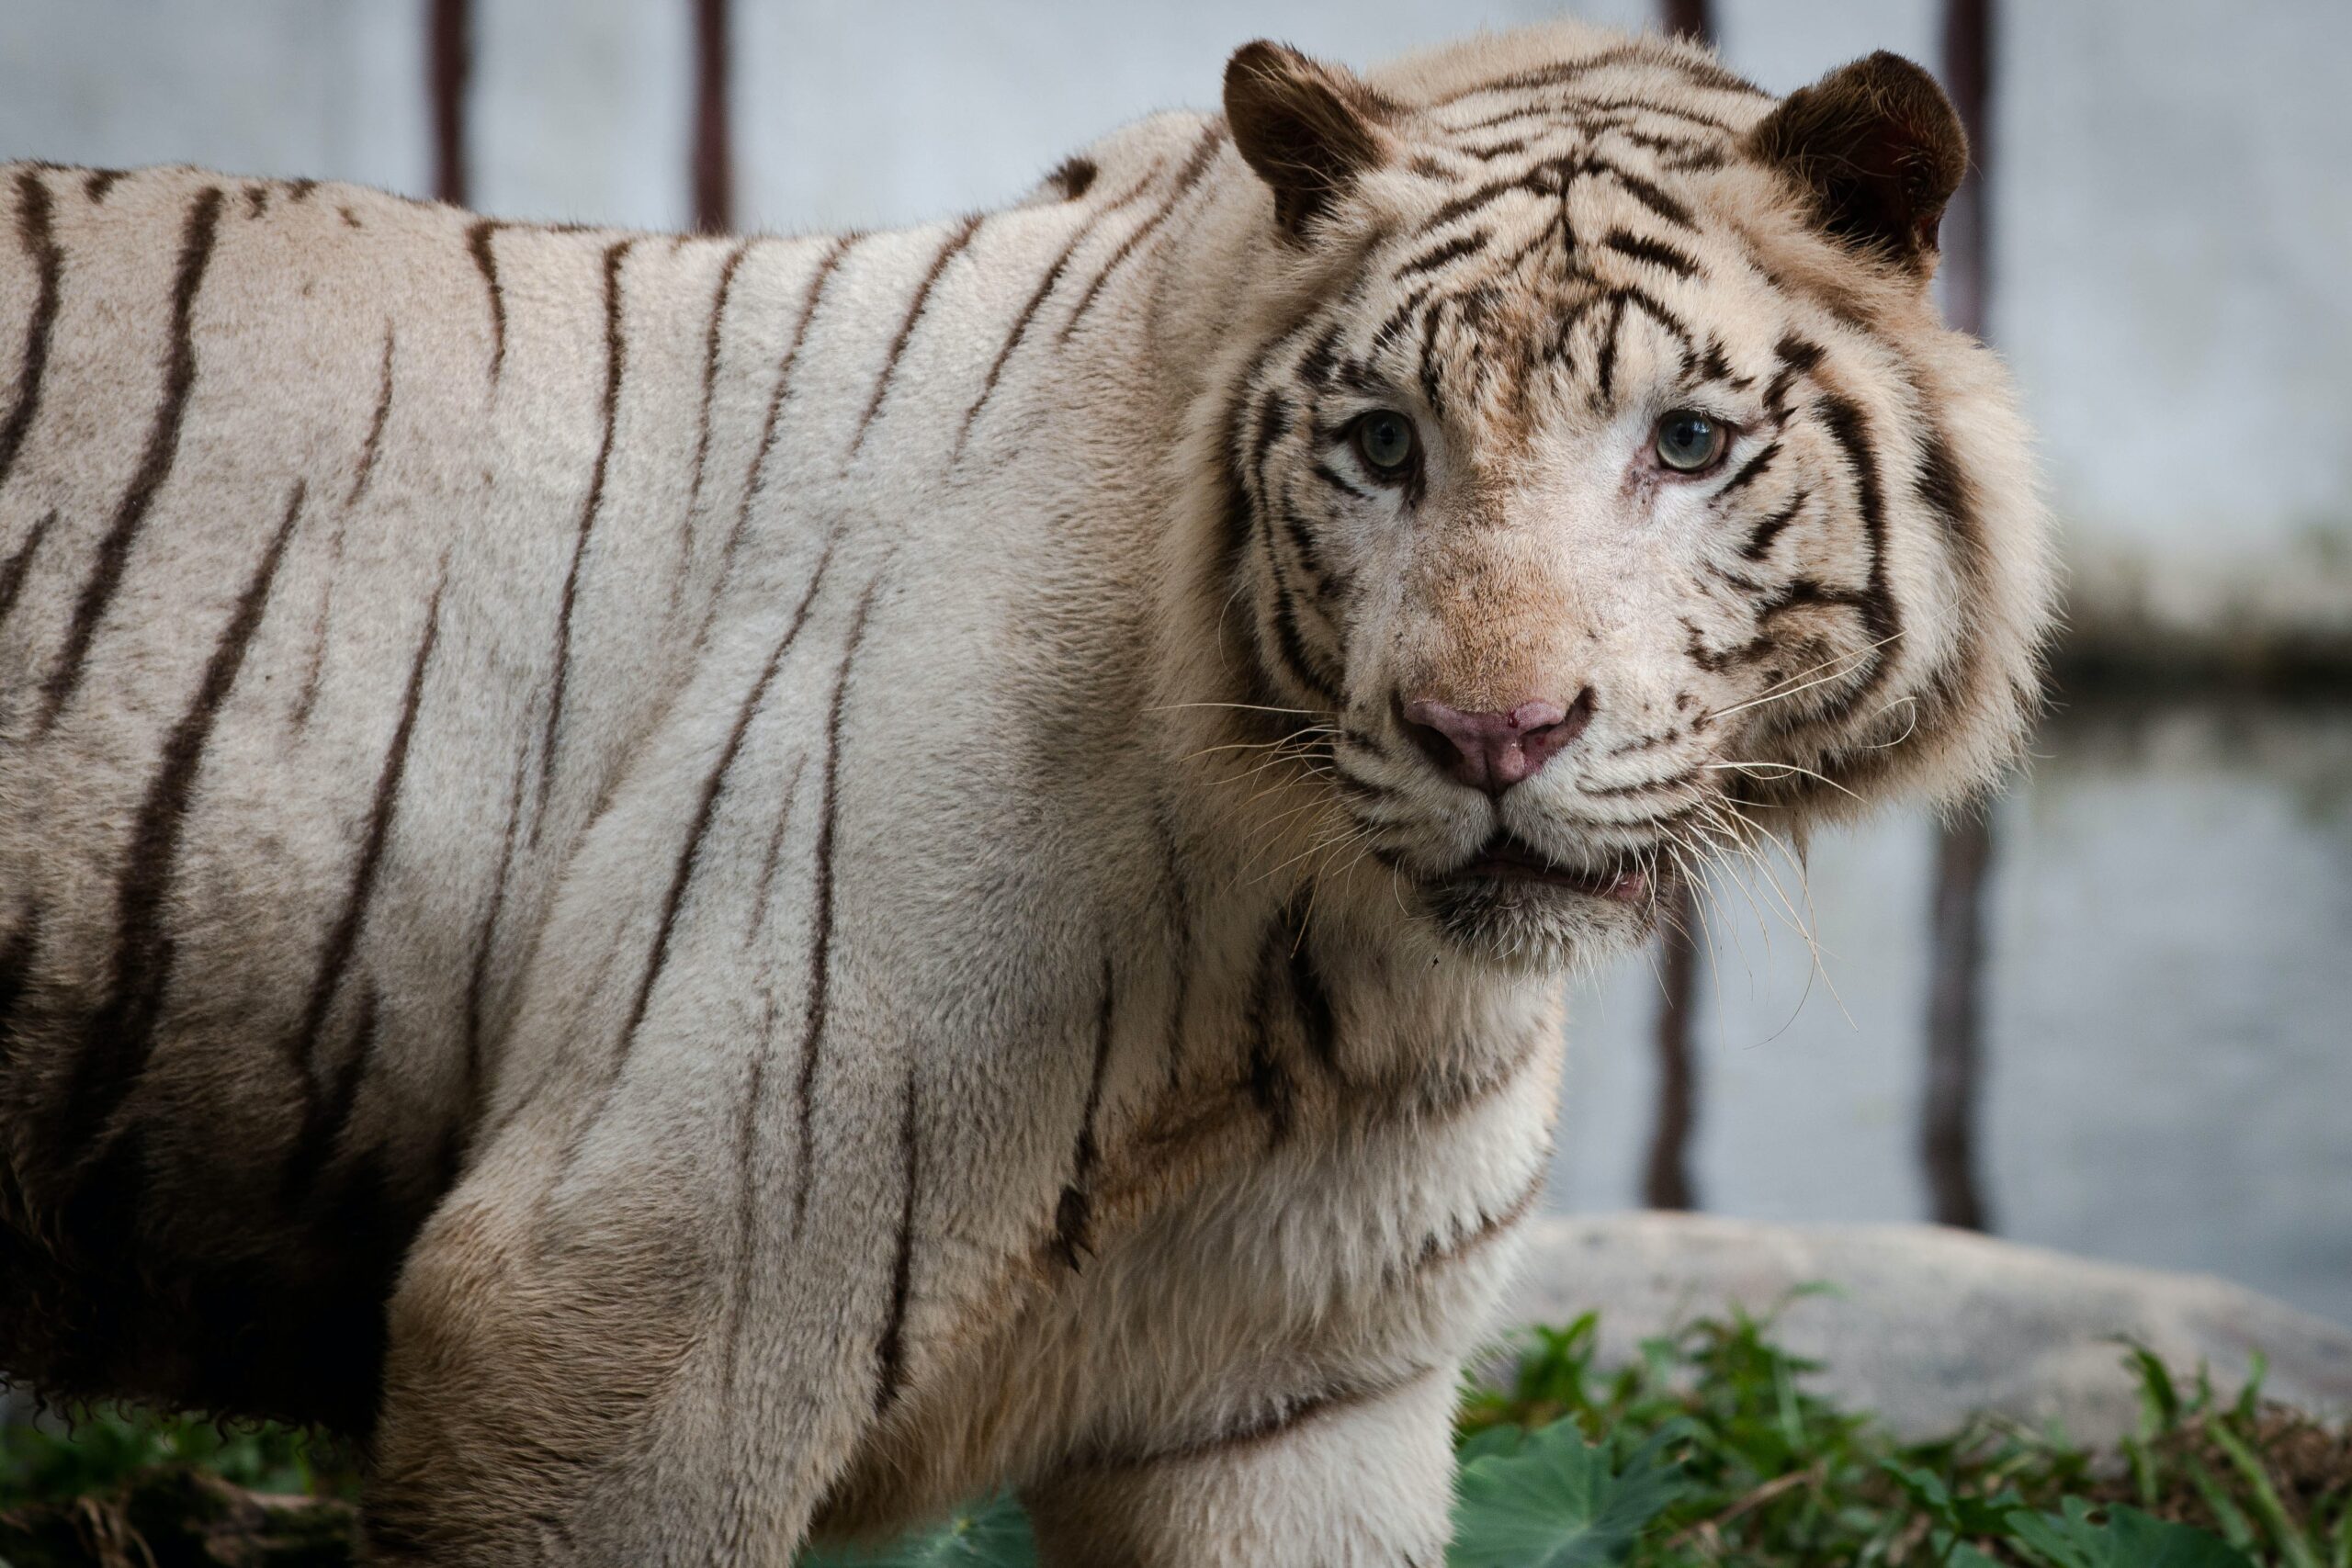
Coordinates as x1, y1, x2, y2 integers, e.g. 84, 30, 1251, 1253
1921, 0, 1997, 1232
692, 0, 734, 232
1661, 0, 1715, 45
1644, 880, 1702, 1211
428, 0, 471, 207
1923, 812, 1995, 1229
1941, 0, 1993, 339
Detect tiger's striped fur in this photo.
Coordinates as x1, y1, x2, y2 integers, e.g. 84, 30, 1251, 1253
0, 23, 2054, 1564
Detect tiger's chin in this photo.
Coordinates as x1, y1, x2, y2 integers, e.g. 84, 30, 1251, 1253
1417, 833, 1667, 972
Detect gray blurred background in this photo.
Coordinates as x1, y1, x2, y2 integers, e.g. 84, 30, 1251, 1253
2, 2, 2346, 1324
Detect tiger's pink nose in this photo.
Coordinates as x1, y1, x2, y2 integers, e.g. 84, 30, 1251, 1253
1401, 692, 1593, 796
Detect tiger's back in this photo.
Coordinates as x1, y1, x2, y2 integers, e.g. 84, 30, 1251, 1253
0, 165, 845, 1425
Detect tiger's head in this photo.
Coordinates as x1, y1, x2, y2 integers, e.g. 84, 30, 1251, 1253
1172, 26, 2058, 969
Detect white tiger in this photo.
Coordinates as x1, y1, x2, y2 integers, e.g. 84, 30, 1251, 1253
0, 21, 2055, 1564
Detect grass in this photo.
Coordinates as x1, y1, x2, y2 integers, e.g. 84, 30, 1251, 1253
4, 1298, 2346, 1566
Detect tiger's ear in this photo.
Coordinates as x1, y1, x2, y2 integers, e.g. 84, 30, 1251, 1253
1224, 40, 1393, 240
1746, 51, 1968, 275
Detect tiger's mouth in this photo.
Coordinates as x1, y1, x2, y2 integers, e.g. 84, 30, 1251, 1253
1451, 832, 1652, 904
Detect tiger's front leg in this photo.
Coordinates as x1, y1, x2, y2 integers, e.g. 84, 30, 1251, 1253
1021, 1371, 1460, 1568
361, 1118, 890, 1565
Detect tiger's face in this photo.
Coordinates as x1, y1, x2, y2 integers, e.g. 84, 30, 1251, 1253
1208, 36, 2055, 967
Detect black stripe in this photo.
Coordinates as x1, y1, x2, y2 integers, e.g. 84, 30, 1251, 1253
0, 509, 54, 630
1311, 461, 1373, 502
850, 214, 981, 457
1693, 338, 1737, 388
462, 748, 529, 1124
1369, 283, 1437, 358
724, 235, 856, 575
1395, 230, 1488, 279
1809, 393, 1901, 711
541, 544, 836, 1188
747, 755, 808, 942
1, 170, 62, 494
1764, 335, 1826, 414
287, 178, 318, 204
283, 570, 446, 1106
614, 544, 831, 1068
873, 1068, 920, 1410
1153, 803, 1194, 1092
1296, 321, 1345, 390
1051, 960, 1117, 1271
1284, 911, 1340, 1078
1581, 158, 1693, 228
1914, 423, 1981, 565
1254, 492, 1344, 703
1410, 1168, 1547, 1275
83, 168, 125, 203
1602, 124, 1726, 161
1760, 578, 1872, 618
1244, 920, 1295, 1145
719, 991, 777, 1402
1741, 489, 1811, 560
791, 577, 881, 1237
1059, 126, 1221, 341
1070, 1369, 1428, 1473
1593, 294, 1626, 402
1459, 137, 1529, 161
40, 184, 224, 730
955, 168, 1159, 459
51, 480, 303, 1173
1432, 45, 1764, 107
1601, 228, 1698, 278
1224, 339, 1346, 705
1715, 439, 1781, 500
1428, 45, 1659, 107
465, 220, 506, 384
282, 984, 382, 1201
345, 326, 396, 509
1572, 96, 1745, 130
1417, 162, 1562, 241
1415, 291, 1449, 419
1616, 283, 1695, 362
1248, 389, 1293, 492
0, 907, 39, 1072
288, 506, 349, 731
534, 239, 632, 832
680, 238, 752, 580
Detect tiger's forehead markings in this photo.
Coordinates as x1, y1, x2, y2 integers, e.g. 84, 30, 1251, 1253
1295, 113, 1748, 448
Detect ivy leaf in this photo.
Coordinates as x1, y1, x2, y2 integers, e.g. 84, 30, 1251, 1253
798, 1495, 1036, 1568
1448, 1419, 1687, 1568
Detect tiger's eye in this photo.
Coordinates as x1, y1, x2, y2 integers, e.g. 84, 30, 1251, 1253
1654, 409, 1728, 473
1353, 410, 1419, 479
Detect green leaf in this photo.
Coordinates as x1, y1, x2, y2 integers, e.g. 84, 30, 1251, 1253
797, 1495, 1036, 1568
1945, 1544, 2009, 1568
1448, 1419, 1685, 1568
1457, 1423, 1528, 1465
2205, 1419, 2323, 1568
2120, 1341, 2183, 1435
2006, 1499, 2257, 1568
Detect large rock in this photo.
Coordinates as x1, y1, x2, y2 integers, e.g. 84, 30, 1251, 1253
1508, 1213, 2352, 1443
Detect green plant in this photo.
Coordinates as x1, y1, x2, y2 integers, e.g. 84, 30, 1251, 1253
4, 1304, 2345, 1566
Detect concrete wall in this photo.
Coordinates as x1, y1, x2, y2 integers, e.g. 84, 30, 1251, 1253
2, 0, 2347, 655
